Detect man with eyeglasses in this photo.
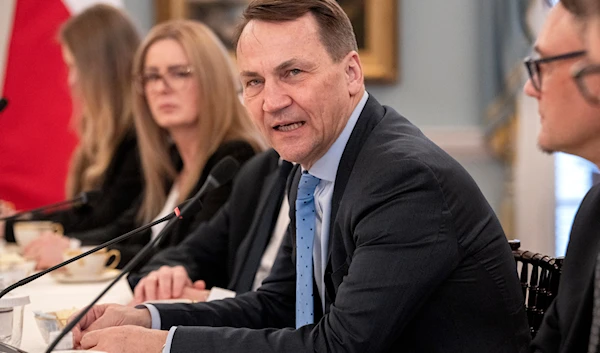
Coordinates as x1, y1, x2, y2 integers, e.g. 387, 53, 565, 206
526, 1, 600, 352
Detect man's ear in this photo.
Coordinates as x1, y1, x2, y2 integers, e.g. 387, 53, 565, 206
344, 51, 364, 95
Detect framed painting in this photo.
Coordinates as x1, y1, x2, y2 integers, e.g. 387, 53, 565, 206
155, 0, 398, 82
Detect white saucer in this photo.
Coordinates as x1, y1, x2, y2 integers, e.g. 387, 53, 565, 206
50, 269, 120, 284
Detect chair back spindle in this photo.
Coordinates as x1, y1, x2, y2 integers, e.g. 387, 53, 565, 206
508, 240, 563, 338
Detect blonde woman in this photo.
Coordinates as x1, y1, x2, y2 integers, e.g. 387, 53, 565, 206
27, 19, 265, 269
1, 4, 144, 268
132, 19, 264, 227
118, 19, 264, 264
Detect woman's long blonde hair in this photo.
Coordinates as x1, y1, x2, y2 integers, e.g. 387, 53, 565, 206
60, 4, 140, 198
133, 20, 265, 222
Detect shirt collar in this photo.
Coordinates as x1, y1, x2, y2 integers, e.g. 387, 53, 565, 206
308, 91, 368, 182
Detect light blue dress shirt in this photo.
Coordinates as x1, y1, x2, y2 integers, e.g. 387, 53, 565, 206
153, 91, 368, 351
143, 304, 175, 353
306, 91, 368, 312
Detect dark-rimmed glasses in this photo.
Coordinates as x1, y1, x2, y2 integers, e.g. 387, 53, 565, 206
572, 63, 600, 105
524, 50, 586, 91
135, 65, 194, 95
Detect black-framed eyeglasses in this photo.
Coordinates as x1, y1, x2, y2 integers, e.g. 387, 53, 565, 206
135, 65, 194, 95
524, 50, 586, 91
573, 63, 600, 105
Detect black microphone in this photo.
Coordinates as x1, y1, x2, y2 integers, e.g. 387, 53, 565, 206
45, 156, 240, 352
0, 190, 102, 222
0, 213, 174, 300
0, 97, 7, 113
0, 157, 238, 300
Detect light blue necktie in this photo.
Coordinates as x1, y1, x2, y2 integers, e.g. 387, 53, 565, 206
295, 172, 320, 328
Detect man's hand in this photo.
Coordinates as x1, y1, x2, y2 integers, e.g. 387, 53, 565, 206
23, 232, 70, 269
80, 326, 168, 353
132, 265, 205, 304
72, 304, 152, 348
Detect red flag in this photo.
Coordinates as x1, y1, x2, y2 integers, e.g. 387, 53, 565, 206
0, 0, 76, 210
0, 0, 124, 210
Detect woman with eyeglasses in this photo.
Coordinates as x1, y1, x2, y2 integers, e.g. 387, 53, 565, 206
117, 19, 265, 266
33, 19, 264, 271
0, 4, 144, 267
20, 19, 265, 270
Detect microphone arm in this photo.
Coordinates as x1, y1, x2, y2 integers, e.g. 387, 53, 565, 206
0, 191, 99, 222
45, 211, 179, 352
45, 156, 240, 352
0, 213, 176, 300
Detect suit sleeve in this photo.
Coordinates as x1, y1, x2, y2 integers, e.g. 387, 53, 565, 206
187, 141, 257, 226
530, 299, 561, 353
133, 142, 257, 273
153, 225, 296, 329
154, 159, 458, 352
127, 203, 232, 289
128, 149, 278, 290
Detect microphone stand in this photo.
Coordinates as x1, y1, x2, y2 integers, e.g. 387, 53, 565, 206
44, 203, 193, 352
45, 156, 239, 352
0, 213, 174, 300
0, 191, 96, 222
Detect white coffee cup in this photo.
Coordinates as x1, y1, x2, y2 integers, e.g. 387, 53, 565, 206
13, 221, 64, 248
63, 247, 120, 278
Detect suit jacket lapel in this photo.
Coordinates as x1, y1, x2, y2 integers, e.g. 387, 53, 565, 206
327, 96, 386, 261
288, 165, 302, 260
229, 167, 282, 291
289, 95, 387, 313
321, 96, 385, 310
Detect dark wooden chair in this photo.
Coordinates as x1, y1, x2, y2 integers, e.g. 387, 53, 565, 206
509, 239, 563, 338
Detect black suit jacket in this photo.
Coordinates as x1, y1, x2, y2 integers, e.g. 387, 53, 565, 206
154, 96, 531, 353
531, 184, 600, 353
127, 149, 289, 292
71, 140, 256, 268
5, 134, 142, 242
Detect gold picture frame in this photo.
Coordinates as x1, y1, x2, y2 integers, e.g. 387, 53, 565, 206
155, 0, 398, 82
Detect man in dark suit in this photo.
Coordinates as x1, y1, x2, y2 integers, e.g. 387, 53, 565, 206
72, 1, 530, 352
524, 1, 600, 352
127, 149, 292, 304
